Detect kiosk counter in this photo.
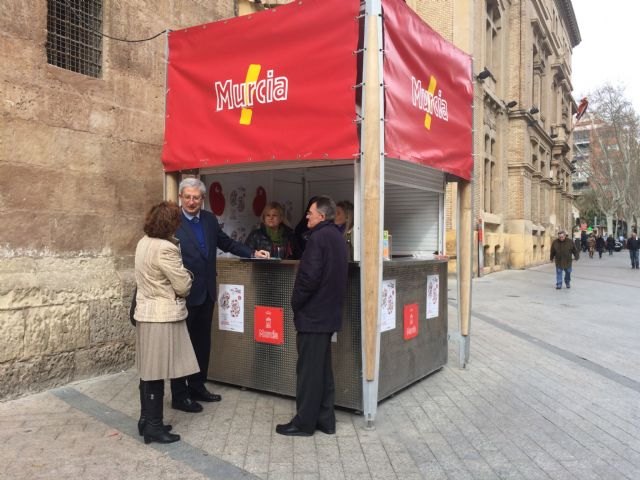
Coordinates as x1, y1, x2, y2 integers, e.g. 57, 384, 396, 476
208, 257, 448, 410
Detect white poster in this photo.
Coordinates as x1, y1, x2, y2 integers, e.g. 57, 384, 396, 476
218, 284, 244, 332
426, 275, 439, 319
380, 279, 396, 332
203, 175, 267, 252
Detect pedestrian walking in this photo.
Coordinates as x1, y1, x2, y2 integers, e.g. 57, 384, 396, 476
595, 234, 605, 259
550, 229, 579, 289
628, 231, 640, 269
587, 233, 595, 258
606, 235, 615, 255
581, 230, 588, 252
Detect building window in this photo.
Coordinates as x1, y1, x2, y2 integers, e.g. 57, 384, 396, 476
485, 0, 501, 76
46, 0, 103, 78
484, 134, 496, 213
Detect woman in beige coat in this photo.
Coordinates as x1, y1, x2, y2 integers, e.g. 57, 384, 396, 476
134, 201, 199, 444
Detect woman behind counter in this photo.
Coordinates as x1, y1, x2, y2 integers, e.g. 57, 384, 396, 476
134, 201, 199, 445
245, 201, 294, 259
335, 200, 354, 261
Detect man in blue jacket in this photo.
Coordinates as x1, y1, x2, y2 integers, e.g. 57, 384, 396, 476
276, 196, 349, 436
171, 178, 269, 412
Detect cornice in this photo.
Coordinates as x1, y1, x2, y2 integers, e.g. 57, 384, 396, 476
555, 0, 581, 47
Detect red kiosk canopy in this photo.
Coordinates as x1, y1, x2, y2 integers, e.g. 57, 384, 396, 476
161, 0, 473, 180
382, 0, 473, 180
162, 0, 361, 172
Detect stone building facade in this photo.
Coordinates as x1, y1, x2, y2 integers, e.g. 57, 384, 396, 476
414, 0, 581, 274
0, 0, 235, 399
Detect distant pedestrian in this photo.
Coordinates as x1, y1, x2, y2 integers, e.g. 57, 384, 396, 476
628, 231, 640, 269
595, 235, 605, 259
587, 233, 595, 258
606, 235, 615, 255
550, 229, 579, 289
581, 230, 588, 252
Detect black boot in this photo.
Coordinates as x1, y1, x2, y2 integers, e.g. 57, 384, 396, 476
138, 379, 172, 436
142, 380, 180, 444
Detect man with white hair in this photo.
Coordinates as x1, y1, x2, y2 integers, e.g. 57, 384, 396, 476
170, 178, 269, 412
550, 229, 579, 289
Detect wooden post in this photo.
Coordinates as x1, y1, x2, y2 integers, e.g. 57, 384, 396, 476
457, 179, 473, 365
165, 172, 179, 202
361, 2, 382, 384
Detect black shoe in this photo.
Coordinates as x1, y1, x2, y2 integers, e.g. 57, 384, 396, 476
276, 421, 313, 437
143, 422, 180, 444
138, 417, 172, 436
189, 386, 221, 402
316, 424, 336, 435
566, 284, 570, 289
171, 397, 203, 413
556, 285, 561, 290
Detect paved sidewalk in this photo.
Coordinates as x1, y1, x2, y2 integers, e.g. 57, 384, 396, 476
1, 252, 639, 479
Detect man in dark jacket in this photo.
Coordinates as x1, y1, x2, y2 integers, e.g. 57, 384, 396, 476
170, 178, 269, 413
628, 231, 640, 269
595, 234, 605, 259
606, 235, 615, 256
276, 196, 348, 436
550, 229, 579, 289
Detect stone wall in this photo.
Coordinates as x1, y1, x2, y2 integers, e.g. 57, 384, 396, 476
0, 0, 234, 399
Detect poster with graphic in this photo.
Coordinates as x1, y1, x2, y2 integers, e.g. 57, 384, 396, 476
218, 284, 244, 332
426, 275, 439, 319
380, 279, 396, 332
204, 175, 265, 250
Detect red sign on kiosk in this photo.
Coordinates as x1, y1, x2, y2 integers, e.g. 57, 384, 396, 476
254, 306, 284, 345
403, 303, 419, 340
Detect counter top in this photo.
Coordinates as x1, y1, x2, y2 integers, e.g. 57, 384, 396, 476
220, 257, 448, 266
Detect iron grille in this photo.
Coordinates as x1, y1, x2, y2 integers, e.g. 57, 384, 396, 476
46, 0, 103, 78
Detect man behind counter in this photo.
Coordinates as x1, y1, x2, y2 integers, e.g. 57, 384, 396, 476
170, 178, 269, 413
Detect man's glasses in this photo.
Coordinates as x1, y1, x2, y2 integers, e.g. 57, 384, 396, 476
181, 195, 202, 201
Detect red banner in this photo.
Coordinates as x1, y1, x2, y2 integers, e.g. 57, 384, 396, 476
162, 0, 360, 172
382, 0, 473, 180
254, 306, 284, 345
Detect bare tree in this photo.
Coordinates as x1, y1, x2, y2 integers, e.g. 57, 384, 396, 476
582, 84, 640, 235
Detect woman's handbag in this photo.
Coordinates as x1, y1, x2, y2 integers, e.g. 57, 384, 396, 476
129, 287, 137, 326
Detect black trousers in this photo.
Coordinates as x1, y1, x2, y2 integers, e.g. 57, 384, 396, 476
171, 297, 215, 400
293, 332, 335, 434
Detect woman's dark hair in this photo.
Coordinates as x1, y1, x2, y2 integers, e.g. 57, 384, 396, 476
143, 201, 182, 239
